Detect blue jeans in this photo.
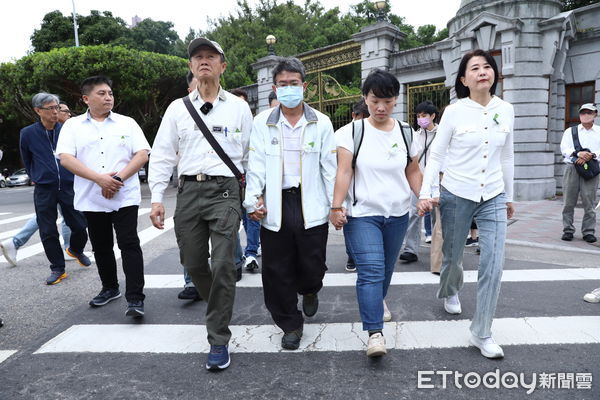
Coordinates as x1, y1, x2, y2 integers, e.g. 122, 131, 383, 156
344, 213, 408, 331
438, 188, 507, 338
242, 212, 260, 258
424, 212, 432, 236
13, 207, 72, 250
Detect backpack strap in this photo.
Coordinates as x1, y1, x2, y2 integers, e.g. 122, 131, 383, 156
571, 125, 583, 153
351, 119, 364, 206
397, 120, 413, 164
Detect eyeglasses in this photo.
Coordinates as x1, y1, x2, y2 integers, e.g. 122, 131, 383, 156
59, 110, 72, 115
38, 105, 61, 111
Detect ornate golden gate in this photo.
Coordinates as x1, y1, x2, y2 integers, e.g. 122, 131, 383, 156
297, 40, 362, 129
406, 82, 450, 126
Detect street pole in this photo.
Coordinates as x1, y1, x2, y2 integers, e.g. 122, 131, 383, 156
71, 0, 80, 47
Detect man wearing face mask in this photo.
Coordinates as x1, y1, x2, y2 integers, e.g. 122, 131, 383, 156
399, 100, 439, 264
244, 57, 336, 351
560, 103, 600, 243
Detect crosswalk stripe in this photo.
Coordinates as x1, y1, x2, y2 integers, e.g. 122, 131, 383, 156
0, 213, 35, 226
0, 212, 12, 216
33, 315, 600, 354
143, 267, 600, 289
0, 208, 155, 264
0, 350, 17, 364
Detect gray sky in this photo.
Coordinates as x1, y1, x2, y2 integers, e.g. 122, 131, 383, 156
0, 0, 461, 62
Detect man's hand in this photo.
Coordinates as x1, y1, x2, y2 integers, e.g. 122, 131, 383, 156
507, 202, 515, 219
329, 208, 347, 230
248, 197, 267, 221
102, 188, 115, 199
417, 199, 432, 216
95, 172, 123, 194
575, 157, 587, 165
150, 202, 166, 229
579, 151, 593, 162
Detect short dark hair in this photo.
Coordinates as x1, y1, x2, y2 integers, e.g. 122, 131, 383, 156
230, 88, 248, 102
272, 57, 306, 84
361, 69, 399, 98
186, 70, 194, 86
59, 101, 68, 106
352, 98, 370, 117
81, 75, 113, 95
454, 49, 499, 99
268, 90, 278, 106
415, 100, 438, 116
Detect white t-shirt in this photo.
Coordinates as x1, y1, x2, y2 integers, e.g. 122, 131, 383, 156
336, 119, 419, 218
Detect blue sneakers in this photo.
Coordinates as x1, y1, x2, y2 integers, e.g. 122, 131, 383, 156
206, 345, 230, 371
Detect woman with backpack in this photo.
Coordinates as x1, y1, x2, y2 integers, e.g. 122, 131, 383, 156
417, 49, 515, 359
329, 69, 422, 358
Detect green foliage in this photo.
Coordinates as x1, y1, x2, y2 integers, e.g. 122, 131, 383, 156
0, 45, 188, 161
561, 0, 600, 11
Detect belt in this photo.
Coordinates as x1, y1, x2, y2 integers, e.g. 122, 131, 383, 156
182, 174, 228, 182
282, 186, 300, 194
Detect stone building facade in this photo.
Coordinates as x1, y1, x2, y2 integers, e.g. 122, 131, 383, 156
251, 0, 600, 200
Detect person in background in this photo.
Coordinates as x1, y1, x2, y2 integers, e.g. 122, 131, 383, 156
268, 90, 280, 108
418, 49, 515, 359
58, 102, 72, 124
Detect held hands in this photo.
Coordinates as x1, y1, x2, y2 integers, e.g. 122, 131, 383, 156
329, 208, 347, 230
507, 202, 515, 220
249, 197, 267, 221
95, 172, 123, 199
416, 199, 433, 216
150, 202, 166, 229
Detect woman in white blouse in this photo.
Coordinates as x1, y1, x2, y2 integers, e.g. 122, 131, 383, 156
418, 49, 515, 359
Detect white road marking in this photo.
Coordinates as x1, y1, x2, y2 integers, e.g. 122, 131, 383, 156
33, 316, 600, 354
0, 350, 17, 364
0, 213, 35, 227
143, 267, 600, 289
0, 212, 12, 216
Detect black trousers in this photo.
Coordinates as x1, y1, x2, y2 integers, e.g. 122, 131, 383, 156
260, 189, 328, 332
84, 206, 145, 302
34, 184, 88, 272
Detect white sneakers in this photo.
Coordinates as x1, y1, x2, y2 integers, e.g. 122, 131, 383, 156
444, 294, 462, 314
0, 239, 17, 266
383, 300, 392, 322
425, 235, 432, 243
583, 288, 600, 303
470, 335, 504, 358
366, 332, 386, 357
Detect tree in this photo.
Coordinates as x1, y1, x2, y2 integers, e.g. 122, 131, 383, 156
0, 45, 188, 166
561, 0, 599, 10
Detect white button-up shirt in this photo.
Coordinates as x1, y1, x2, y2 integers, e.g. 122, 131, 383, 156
280, 114, 307, 189
148, 88, 253, 203
560, 123, 600, 163
420, 96, 515, 203
56, 111, 151, 212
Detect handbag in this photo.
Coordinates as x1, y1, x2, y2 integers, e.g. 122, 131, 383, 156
182, 96, 246, 199
571, 126, 600, 180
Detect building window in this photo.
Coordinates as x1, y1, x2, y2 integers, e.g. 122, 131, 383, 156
490, 50, 503, 97
565, 82, 595, 129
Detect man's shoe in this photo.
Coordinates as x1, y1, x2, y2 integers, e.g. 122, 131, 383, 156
89, 288, 122, 307
470, 335, 504, 358
256, 245, 262, 257
206, 345, 230, 370
66, 248, 91, 267
46, 270, 67, 285
244, 256, 259, 272
178, 286, 201, 301
125, 300, 144, 318
465, 237, 479, 247
281, 328, 303, 350
0, 239, 18, 267
366, 332, 386, 357
236, 267, 242, 282
583, 288, 600, 303
399, 252, 418, 263
302, 293, 318, 317
383, 300, 392, 322
583, 234, 597, 243
444, 294, 462, 314
425, 235, 432, 244
561, 232, 574, 241
345, 257, 356, 272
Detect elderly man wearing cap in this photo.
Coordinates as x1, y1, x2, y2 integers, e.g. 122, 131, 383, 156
149, 38, 253, 371
560, 103, 600, 243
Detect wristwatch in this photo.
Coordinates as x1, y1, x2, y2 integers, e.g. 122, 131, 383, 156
112, 175, 123, 182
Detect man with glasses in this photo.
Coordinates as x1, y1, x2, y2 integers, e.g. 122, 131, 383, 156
244, 57, 336, 351
16, 93, 89, 285
58, 101, 72, 123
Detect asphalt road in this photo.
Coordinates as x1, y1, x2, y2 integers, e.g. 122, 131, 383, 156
0, 184, 599, 400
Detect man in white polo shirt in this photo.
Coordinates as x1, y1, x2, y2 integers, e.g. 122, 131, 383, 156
148, 38, 253, 371
57, 75, 150, 318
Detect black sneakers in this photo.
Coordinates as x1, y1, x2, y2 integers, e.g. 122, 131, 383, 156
583, 234, 597, 243
302, 293, 319, 317
89, 288, 122, 307
126, 301, 144, 318
66, 248, 92, 267
399, 252, 418, 263
561, 232, 574, 241
281, 327, 303, 350
178, 286, 202, 301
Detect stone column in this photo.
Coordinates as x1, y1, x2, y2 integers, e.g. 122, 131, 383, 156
251, 55, 279, 114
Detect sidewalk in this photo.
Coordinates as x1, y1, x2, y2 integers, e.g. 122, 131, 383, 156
509, 196, 600, 255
